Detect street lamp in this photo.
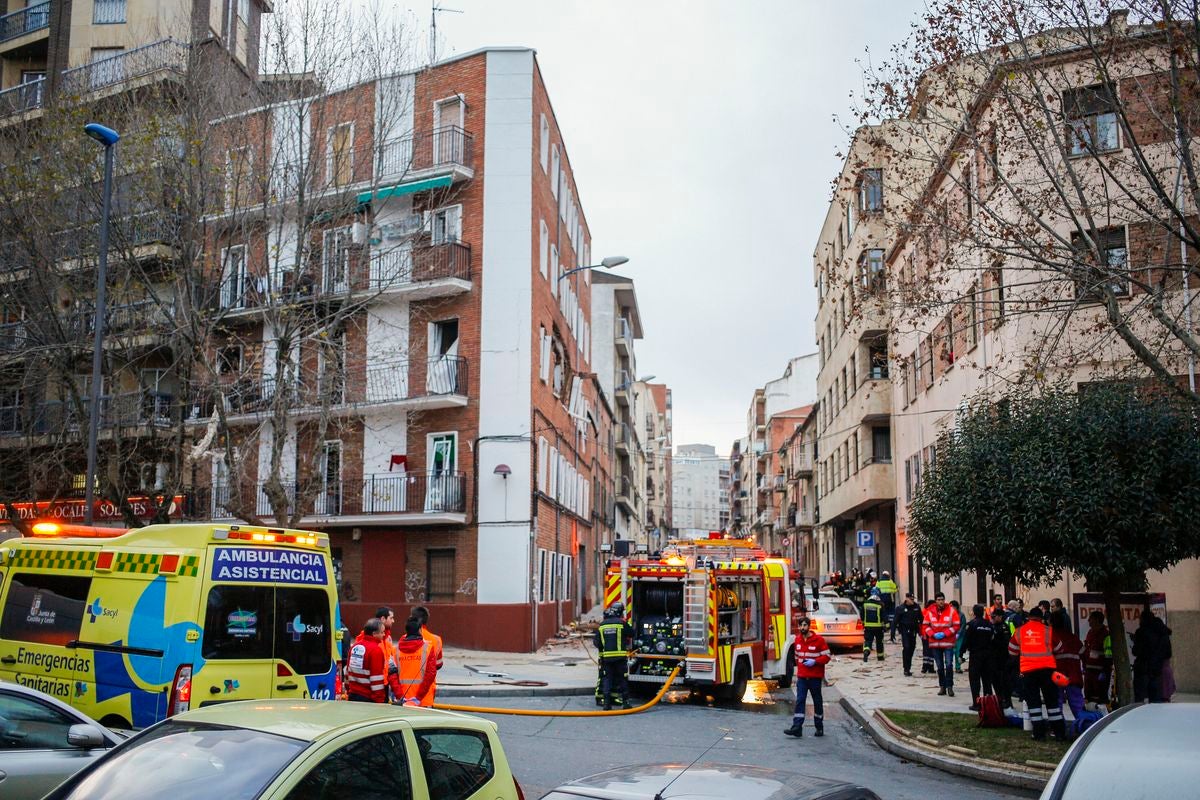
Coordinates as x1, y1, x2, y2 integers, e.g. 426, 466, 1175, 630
83, 122, 119, 525
558, 255, 629, 283
615, 374, 655, 391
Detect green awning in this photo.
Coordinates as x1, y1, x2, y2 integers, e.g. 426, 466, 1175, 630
357, 175, 453, 204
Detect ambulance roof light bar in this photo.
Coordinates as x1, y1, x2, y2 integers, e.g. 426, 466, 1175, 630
27, 521, 129, 539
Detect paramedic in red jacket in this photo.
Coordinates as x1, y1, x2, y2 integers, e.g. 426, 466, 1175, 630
784, 617, 831, 738
346, 618, 403, 703
922, 591, 961, 697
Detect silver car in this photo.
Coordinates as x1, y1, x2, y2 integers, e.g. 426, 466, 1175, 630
1040, 703, 1199, 799
540, 762, 881, 800
808, 596, 864, 649
0, 682, 122, 799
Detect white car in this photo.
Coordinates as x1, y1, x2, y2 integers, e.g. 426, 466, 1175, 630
0, 682, 123, 800
1039, 703, 1198, 799
808, 596, 864, 649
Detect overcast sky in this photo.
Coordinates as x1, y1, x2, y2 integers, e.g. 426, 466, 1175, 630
405, 0, 924, 455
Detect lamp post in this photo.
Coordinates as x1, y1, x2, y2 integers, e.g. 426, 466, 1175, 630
557, 255, 629, 284
83, 122, 119, 525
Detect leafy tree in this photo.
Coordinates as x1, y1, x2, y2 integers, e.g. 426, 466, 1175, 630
909, 382, 1200, 706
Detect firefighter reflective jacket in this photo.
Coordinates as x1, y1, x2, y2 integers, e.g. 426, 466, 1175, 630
595, 619, 633, 659
862, 598, 884, 628
394, 635, 437, 705
1008, 620, 1063, 673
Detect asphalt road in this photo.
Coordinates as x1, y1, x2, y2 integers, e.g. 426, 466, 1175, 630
464, 682, 1036, 800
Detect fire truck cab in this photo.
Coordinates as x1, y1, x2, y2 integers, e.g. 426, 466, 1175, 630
603, 537, 802, 702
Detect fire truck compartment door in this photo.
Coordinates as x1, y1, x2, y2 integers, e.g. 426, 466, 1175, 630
683, 570, 709, 654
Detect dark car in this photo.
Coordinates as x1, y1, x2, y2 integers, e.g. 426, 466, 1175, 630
540, 762, 881, 800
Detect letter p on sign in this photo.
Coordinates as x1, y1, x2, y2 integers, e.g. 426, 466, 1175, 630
857, 530, 875, 548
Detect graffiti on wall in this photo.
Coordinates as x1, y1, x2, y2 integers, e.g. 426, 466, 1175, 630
405, 569, 426, 604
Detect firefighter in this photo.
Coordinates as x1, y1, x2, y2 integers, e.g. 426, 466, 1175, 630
862, 588, 886, 662
346, 618, 403, 703
595, 603, 633, 710
1083, 610, 1113, 704
1008, 606, 1066, 740
411, 605, 444, 707
393, 617, 438, 706
875, 571, 898, 641
784, 617, 830, 738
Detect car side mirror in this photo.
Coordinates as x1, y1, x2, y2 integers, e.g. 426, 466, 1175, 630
67, 723, 106, 749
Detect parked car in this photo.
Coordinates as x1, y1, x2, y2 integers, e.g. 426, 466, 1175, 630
0, 681, 123, 800
540, 762, 881, 800
1039, 702, 1199, 800
43, 699, 524, 800
808, 596, 864, 649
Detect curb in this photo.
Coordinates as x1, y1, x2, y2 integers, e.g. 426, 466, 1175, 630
839, 695, 1052, 791
437, 685, 594, 699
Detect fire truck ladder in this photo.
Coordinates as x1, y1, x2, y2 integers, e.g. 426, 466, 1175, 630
683, 569, 709, 653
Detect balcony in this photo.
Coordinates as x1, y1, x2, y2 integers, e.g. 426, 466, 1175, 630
368, 240, 471, 299
372, 126, 475, 186
0, 320, 26, 352
615, 369, 632, 407
616, 475, 639, 514
615, 316, 633, 355
791, 450, 813, 476
189, 356, 469, 422
614, 422, 634, 455
0, 78, 44, 117
196, 471, 468, 526
0, 390, 175, 437
58, 38, 189, 99
0, 1, 49, 47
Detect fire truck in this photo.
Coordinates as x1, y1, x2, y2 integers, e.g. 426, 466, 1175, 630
602, 536, 806, 701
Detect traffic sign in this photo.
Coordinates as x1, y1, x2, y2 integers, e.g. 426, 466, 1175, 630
857, 547, 875, 556
856, 530, 875, 548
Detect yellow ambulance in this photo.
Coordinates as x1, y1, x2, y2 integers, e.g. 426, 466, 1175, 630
0, 521, 342, 729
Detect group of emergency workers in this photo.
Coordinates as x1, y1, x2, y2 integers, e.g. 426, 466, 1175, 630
344, 605, 444, 706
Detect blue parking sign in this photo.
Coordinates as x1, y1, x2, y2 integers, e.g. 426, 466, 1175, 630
856, 530, 875, 548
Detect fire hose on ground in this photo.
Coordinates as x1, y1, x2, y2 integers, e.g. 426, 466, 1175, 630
431, 665, 682, 717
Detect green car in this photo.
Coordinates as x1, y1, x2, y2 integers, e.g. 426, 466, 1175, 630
42, 700, 524, 800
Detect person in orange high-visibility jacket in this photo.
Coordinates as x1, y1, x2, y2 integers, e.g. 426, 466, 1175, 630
394, 617, 437, 706
922, 591, 961, 697
412, 605, 443, 707
375, 606, 399, 678
1008, 606, 1065, 740
346, 619, 403, 703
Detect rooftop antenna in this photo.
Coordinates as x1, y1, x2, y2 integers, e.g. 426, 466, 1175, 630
431, 2, 463, 66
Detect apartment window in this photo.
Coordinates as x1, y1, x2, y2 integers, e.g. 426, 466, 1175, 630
941, 312, 955, 365
219, 245, 246, 309
322, 228, 352, 293
967, 282, 979, 348
426, 549, 456, 601
539, 219, 549, 278
839, 295, 847, 333
848, 353, 857, 394
229, 0, 250, 63
850, 432, 859, 473
217, 345, 243, 375
18, 71, 44, 109
904, 457, 913, 503
1064, 83, 1119, 156
430, 205, 462, 244
224, 146, 252, 209
923, 334, 935, 386
839, 370, 847, 407
868, 341, 888, 380
872, 427, 891, 463
846, 199, 856, 240
327, 123, 354, 186
1072, 227, 1129, 299
859, 168, 883, 212
94, 0, 126, 23
550, 145, 560, 198
988, 262, 1007, 328
539, 114, 550, 172
858, 249, 886, 295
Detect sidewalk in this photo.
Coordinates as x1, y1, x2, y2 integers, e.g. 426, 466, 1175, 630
826, 648, 975, 713
437, 633, 599, 697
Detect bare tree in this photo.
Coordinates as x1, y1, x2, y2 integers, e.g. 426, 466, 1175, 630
851, 0, 1200, 399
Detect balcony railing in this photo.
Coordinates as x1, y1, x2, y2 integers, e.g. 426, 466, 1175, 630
59, 38, 189, 97
375, 126, 475, 179
0, 1, 49, 43
0, 320, 26, 351
0, 390, 175, 436
196, 471, 467, 520
616, 316, 633, 343
0, 77, 44, 115
189, 356, 468, 418
369, 241, 471, 289
53, 212, 176, 262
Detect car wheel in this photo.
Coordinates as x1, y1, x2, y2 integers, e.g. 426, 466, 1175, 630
724, 659, 750, 706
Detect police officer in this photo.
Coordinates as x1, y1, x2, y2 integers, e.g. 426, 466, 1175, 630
595, 603, 633, 711
862, 589, 886, 662
895, 593, 924, 677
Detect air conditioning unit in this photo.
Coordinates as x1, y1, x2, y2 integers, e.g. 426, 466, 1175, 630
351, 221, 369, 245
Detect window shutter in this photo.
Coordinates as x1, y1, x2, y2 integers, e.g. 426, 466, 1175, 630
538, 436, 548, 491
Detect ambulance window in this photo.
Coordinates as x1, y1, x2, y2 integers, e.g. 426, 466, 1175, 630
0, 573, 91, 647
274, 588, 332, 676
202, 586, 272, 660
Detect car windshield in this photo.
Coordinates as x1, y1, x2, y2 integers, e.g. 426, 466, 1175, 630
818, 600, 858, 617
48, 722, 307, 800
